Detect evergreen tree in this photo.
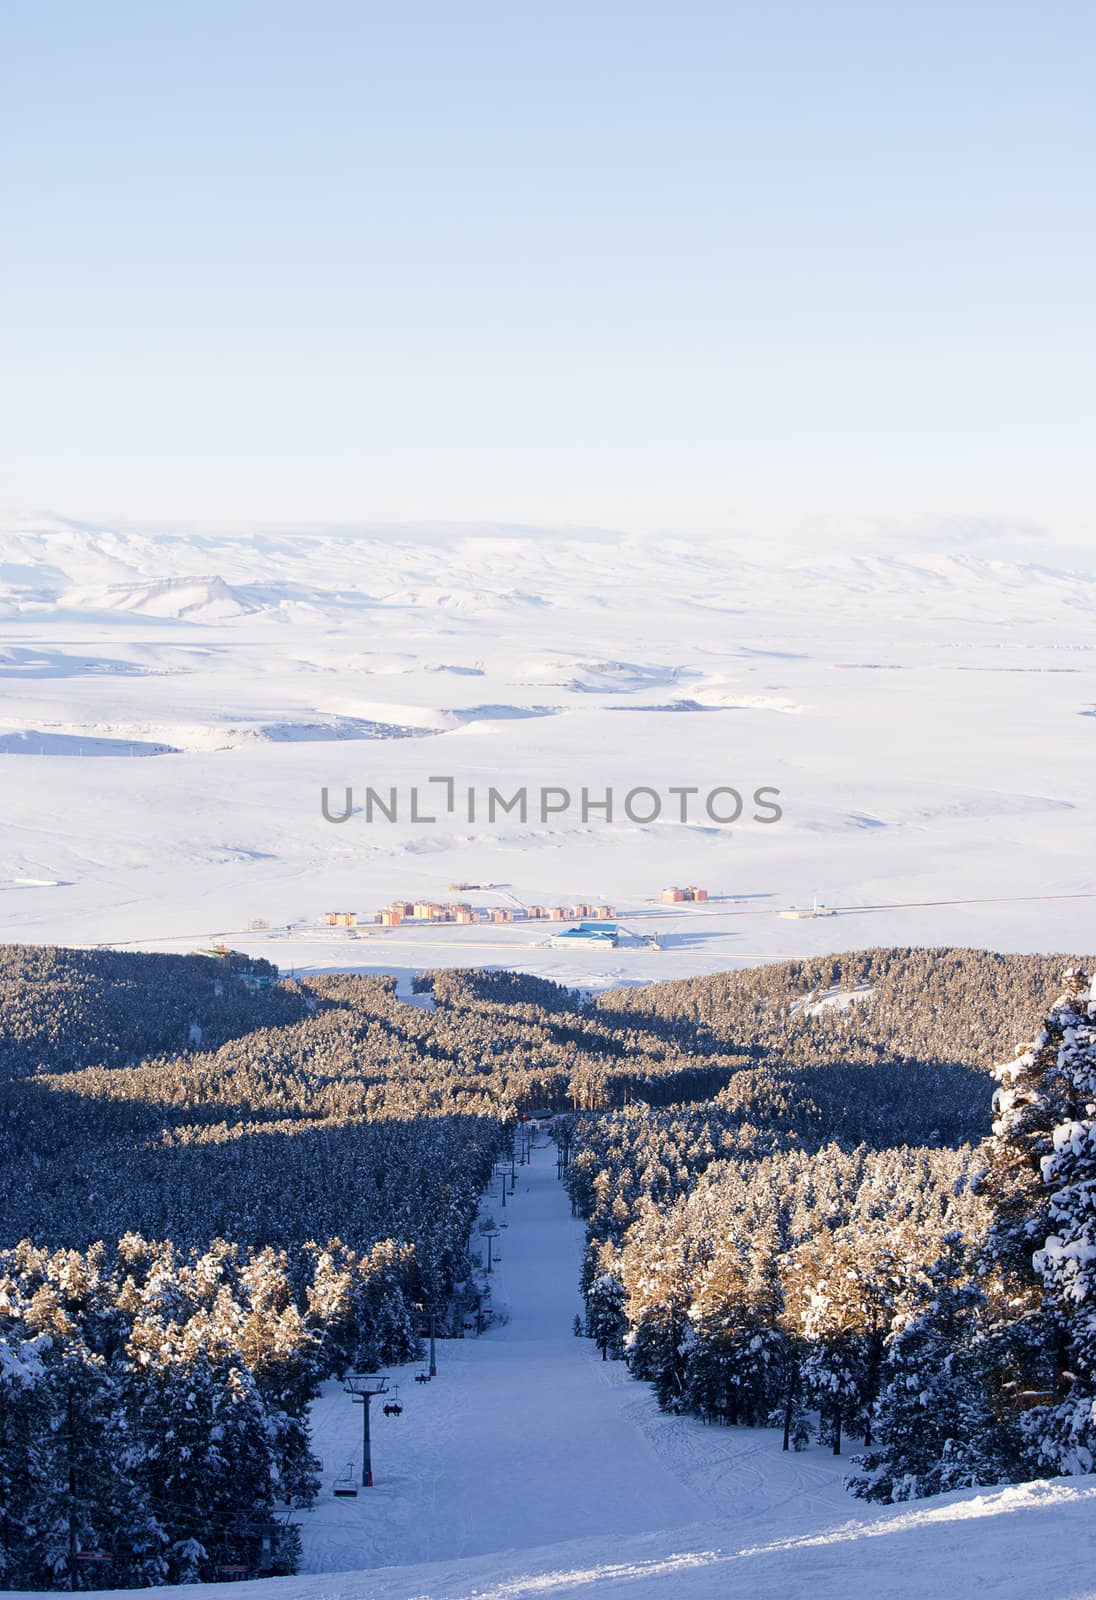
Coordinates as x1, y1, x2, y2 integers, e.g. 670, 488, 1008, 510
683, 1232, 785, 1426
1025, 975, 1096, 1473
587, 1269, 627, 1361
795, 1227, 897, 1455
978, 969, 1091, 1453
0, 1332, 53, 1589
848, 1233, 1005, 1501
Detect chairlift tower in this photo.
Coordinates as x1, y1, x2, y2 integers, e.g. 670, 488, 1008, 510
344, 1374, 389, 1486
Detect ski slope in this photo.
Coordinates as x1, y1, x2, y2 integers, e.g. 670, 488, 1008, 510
15, 1136, 1096, 1598
299, 1134, 815, 1573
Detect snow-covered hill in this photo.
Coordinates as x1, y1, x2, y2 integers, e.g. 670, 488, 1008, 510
66, 575, 256, 621
1, 515, 1094, 624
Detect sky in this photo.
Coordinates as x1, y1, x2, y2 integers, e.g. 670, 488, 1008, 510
1, 2, 1093, 543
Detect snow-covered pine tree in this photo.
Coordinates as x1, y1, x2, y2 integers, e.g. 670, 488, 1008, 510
683, 1222, 785, 1427
847, 1232, 1005, 1501
620, 1206, 692, 1410
126, 1323, 277, 1585
1025, 973, 1096, 1473
796, 1226, 897, 1455
299, 1240, 358, 1375
587, 1267, 627, 1361
978, 969, 1091, 1453
0, 1329, 53, 1589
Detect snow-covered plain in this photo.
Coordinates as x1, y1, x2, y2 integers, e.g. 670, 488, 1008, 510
16, 1140, 1095, 1600
3, 511, 1095, 1600
1, 515, 1094, 982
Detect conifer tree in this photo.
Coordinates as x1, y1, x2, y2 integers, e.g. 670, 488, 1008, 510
1024, 975, 1096, 1473
587, 1269, 627, 1360
978, 969, 1091, 1451
848, 1232, 1004, 1501
0, 1332, 53, 1589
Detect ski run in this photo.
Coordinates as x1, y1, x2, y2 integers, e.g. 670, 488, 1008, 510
25, 1133, 1096, 1600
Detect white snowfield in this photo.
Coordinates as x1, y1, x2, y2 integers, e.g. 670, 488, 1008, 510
1, 516, 1096, 979
22, 1141, 1096, 1600
38, 1484, 1096, 1600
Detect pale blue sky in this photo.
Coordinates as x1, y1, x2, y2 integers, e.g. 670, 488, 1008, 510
1, 2, 1092, 540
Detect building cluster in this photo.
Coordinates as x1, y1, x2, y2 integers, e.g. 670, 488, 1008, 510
660, 885, 709, 903
372, 899, 617, 928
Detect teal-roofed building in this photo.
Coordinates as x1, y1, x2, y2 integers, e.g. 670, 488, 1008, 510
550, 922, 619, 948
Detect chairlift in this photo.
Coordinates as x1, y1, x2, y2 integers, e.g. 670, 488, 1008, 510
382, 1382, 403, 1417
415, 1370, 431, 1384
117, 1534, 158, 1560
333, 1459, 359, 1498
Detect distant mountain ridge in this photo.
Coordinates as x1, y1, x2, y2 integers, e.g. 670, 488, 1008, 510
1, 513, 1094, 625
66, 574, 256, 620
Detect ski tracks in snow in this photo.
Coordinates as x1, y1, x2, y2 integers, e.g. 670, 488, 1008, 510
300, 1140, 848, 1578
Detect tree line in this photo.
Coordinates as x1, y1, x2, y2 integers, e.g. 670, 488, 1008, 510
3, 941, 1093, 1586
568, 960, 1096, 1502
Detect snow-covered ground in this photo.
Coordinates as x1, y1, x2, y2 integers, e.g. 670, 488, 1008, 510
299, 1134, 793, 1575
21, 1138, 1096, 1600
1, 517, 1095, 983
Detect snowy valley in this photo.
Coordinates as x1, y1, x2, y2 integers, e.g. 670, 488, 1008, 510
1, 518, 1095, 980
